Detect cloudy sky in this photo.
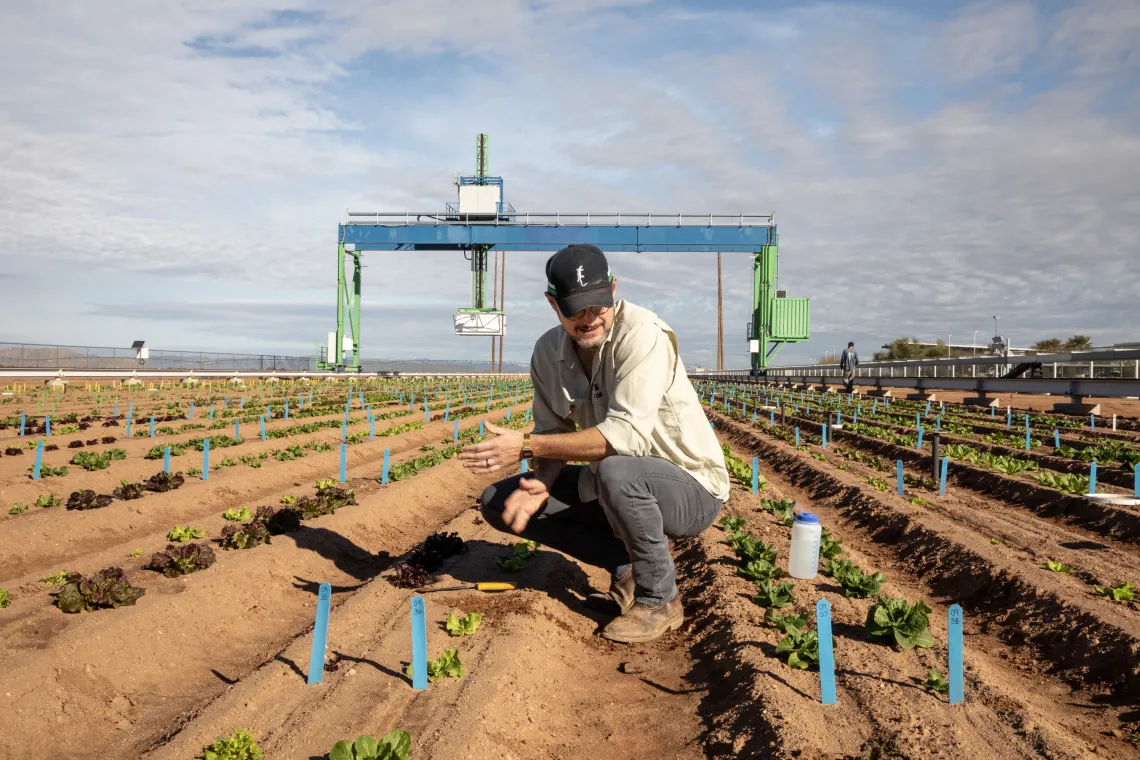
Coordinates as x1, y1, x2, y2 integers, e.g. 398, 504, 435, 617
1, 0, 1137, 369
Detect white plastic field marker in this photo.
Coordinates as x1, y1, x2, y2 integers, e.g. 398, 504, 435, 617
411, 596, 428, 690
817, 599, 837, 705
307, 582, 332, 684
948, 604, 964, 704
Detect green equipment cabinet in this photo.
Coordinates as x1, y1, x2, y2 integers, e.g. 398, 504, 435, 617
748, 240, 810, 374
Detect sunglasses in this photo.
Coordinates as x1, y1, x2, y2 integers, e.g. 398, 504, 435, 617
568, 305, 610, 320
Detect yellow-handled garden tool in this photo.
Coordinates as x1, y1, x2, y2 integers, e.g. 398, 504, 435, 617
417, 582, 516, 593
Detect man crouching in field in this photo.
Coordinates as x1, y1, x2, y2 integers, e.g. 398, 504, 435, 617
458, 244, 728, 643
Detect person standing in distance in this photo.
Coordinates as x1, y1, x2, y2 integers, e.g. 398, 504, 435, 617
458, 244, 729, 643
840, 341, 859, 392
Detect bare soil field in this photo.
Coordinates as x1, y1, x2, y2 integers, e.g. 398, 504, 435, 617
0, 380, 1137, 758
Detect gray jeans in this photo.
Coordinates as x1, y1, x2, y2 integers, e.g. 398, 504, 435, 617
480, 456, 723, 605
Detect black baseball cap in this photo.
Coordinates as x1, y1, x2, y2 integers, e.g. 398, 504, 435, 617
545, 244, 614, 319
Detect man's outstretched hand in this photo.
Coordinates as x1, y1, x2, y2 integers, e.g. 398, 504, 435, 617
458, 421, 524, 475
502, 477, 549, 534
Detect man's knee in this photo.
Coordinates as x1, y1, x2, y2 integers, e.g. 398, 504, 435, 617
479, 476, 518, 532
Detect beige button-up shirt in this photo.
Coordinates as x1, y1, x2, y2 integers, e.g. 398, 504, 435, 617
529, 299, 731, 504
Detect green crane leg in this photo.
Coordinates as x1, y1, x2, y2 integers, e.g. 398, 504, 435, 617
351, 251, 361, 370
335, 242, 345, 368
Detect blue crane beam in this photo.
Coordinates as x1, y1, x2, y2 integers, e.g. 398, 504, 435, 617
339, 222, 777, 252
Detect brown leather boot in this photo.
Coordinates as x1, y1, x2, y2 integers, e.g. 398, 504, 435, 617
584, 568, 636, 615
599, 593, 683, 644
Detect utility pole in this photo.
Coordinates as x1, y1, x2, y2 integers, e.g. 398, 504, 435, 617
717, 252, 724, 371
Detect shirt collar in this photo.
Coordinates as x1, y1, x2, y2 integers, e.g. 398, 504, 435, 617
559, 299, 625, 367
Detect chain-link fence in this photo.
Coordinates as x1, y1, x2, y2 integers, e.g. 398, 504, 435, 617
0, 342, 530, 374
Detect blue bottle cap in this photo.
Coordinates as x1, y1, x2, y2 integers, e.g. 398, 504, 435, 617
795, 512, 820, 524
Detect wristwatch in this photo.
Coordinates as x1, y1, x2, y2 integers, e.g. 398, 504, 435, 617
519, 432, 533, 461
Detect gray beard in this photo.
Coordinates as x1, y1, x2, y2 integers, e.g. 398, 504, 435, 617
573, 324, 611, 350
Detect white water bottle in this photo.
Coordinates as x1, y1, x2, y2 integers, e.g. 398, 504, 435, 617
788, 512, 822, 579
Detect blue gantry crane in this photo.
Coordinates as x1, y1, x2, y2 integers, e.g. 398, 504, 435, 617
322, 135, 810, 374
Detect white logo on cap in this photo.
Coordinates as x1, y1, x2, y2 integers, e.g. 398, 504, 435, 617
575, 265, 586, 286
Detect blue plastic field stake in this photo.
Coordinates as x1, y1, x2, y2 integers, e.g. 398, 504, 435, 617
822, 424, 828, 449
444, 402, 449, 421
1025, 425, 1030, 451
382, 449, 390, 484
948, 604, 964, 704
340, 444, 347, 484
44, 412, 52, 437
307, 582, 332, 685
795, 428, 801, 447
235, 420, 241, 441
285, 399, 289, 420
1006, 407, 1012, 430
837, 411, 842, 426
1134, 464, 1139, 498
770, 409, 775, 424
202, 439, 210, 481
525, 407, 531, 424
33, 440, 43, 480
990, 405, 995, 418
1090, 413, 1095, 430
1054, 429, 1060, 448
209, 404, 214, 420
816, 599, 837, 705
479, 420, 485, 438
425, 403, 430, 423
188, 403, 194, 420
752, 457, 759, 494
163, 446, 171, 473
916, 412, 921, 427
240, 396, 244, 410
925, 400, 931, 416
370, 417, 376, 440
853, 409, 858, 424
19, 413, 25, 436
126, 417, 132, 438
896, 460, 904, 496
114, 402, 119, 416
916, 428, 924, 449
260, 416, 266, 441
411, 596, 428, 690
507, 406, 512, 421
935, 414, 940, 433
266, 404, 271, 419
1024, 413, 1029, 431
940, 457, 949, 496
872, 399, 878, 415
149, 415, 155, 438
453, 419, 459, 442
1089, 461, 1097, 494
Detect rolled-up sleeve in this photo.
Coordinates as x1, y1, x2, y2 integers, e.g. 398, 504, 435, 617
530, 352, 574, 435
595, 325, 673, 456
